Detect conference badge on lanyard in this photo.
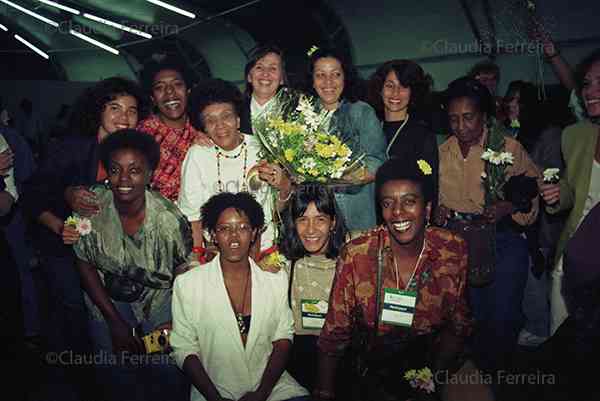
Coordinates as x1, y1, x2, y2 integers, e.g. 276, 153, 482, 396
381, 289, 417, 327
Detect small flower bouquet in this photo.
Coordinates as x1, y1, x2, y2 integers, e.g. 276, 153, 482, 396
480, 131, 513, 205
64, 215, 92, 236
404, 367, 436, 395
253, 88, 367, 186
542, 168, 560, 184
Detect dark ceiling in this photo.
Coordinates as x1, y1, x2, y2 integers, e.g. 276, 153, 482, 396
0, 0, 351, 82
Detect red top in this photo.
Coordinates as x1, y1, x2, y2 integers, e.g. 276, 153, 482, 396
318, 226, 473, 356
137, 115, 198, 201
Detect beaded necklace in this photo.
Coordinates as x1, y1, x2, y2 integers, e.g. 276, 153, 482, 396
216, 140, 248, 193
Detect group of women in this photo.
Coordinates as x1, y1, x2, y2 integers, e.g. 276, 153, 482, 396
12, 43, 600, 401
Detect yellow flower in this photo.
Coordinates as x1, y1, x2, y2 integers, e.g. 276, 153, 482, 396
404, 369, 417, 380
284, 149, 295, 162
65, 216, 79, 227
417, 159, 432, 175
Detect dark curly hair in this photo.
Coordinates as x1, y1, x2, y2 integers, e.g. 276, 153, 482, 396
375, 158, 434, 206
67, 77, 147, 138
201, 192, 265, 233
140, 56, 194, 96
279, 183, 347, 261
244, 44, 288, 97
306, 46, 361, 103
367, 59, 433, 121
443, 76, 495, 118
98, 128, 160, 172
188, 78, 244, 132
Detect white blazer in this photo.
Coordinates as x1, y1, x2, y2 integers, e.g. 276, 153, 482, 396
170, 257, 308, 401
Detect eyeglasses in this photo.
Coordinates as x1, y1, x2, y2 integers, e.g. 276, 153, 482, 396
215, 224, 253, 235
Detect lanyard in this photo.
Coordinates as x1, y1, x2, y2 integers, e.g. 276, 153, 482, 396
392, 239, 426, 290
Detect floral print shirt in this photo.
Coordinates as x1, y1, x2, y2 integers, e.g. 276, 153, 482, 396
137, 115, 198, 201
317, 226, 473, 356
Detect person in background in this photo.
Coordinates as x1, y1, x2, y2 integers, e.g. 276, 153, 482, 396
436, 77, 540, 377
21, 76, 146, 401
368, 59, 439, 208
170, 191, 310, 401
306, 46, 387, 232
277, 183, 347, 391
540, 48, 600, 336
138, 57, 211, 201
73, 129, 191, 401
468, 60, 506, 122
240, 44, 288, 135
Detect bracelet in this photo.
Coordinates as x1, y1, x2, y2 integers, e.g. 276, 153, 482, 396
312, 389, 335, 400
277, 189, 293, 202
192, 246, 206, 255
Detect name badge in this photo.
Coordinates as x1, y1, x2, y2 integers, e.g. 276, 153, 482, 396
381, 288, 417, 327
301, 299, 328, 329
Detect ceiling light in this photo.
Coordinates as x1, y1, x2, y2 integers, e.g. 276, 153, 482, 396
36, 0, 80, 15
0, 0, 59, 26
14, 34, 50, 59
82, 13, 152, 39
69, 29, 119, 55
0, 23, 8, 31
146, 0, 195, 19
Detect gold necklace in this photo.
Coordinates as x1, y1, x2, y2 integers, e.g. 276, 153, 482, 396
216, 140, 248, 193
385, 114, 410, 157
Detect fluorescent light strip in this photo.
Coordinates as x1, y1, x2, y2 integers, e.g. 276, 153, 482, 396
0, 0, 59, 26
14, 34, 49, 59
0, 23, 8, 31
69, 29, 119, 55
146, 0, 195, 19
82, 13, 152, 39
36, 0, 80, 15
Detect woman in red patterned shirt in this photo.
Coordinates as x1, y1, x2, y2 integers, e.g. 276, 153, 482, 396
314, 158, 492, 401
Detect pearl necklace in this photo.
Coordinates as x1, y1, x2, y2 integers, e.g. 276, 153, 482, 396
216, 140, 248, 193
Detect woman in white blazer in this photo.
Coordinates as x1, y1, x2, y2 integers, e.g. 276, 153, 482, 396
170, 192, 309, 401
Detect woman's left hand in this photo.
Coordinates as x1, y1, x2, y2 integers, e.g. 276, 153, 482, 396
257, 161, 291, 192
483, 201, 514, 223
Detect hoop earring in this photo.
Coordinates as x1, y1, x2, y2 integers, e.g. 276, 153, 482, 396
104, 179, 110, 189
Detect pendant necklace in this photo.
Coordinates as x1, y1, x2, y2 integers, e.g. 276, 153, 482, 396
226, 269, 251, 336
385, 114, 410, 158
216, 139, 248, 193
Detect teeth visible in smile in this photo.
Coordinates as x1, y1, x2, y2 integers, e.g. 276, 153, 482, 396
117, 187, 133, 193
392, 221, 411, 232
304, 236, 320, 242
164, 100, 180, 109
230, 242, 240, 249
587, 99, 600, 105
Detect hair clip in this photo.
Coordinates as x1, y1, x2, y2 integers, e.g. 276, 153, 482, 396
307, 45, 319, 57
417, 159, 432, 175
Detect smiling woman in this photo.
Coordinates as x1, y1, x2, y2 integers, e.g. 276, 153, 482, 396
67, 129, 192, 401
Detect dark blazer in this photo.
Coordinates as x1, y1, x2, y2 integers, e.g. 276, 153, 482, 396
21, 134, 102, 256
239, 96, 253, 135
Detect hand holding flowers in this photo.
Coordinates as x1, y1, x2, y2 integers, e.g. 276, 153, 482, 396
62, 215, 92, 245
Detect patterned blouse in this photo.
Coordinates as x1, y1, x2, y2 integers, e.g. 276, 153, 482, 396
137, 115, 199, 201
74, 186, 193, 322
317, 226, 473, 356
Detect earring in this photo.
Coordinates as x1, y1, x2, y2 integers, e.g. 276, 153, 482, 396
104, 178, 110, 189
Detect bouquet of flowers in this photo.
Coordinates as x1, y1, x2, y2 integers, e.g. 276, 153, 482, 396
252, 88, 367, 186
404, 367, 436, 395
480, 128, 513, 206
543, 167, 560, 184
